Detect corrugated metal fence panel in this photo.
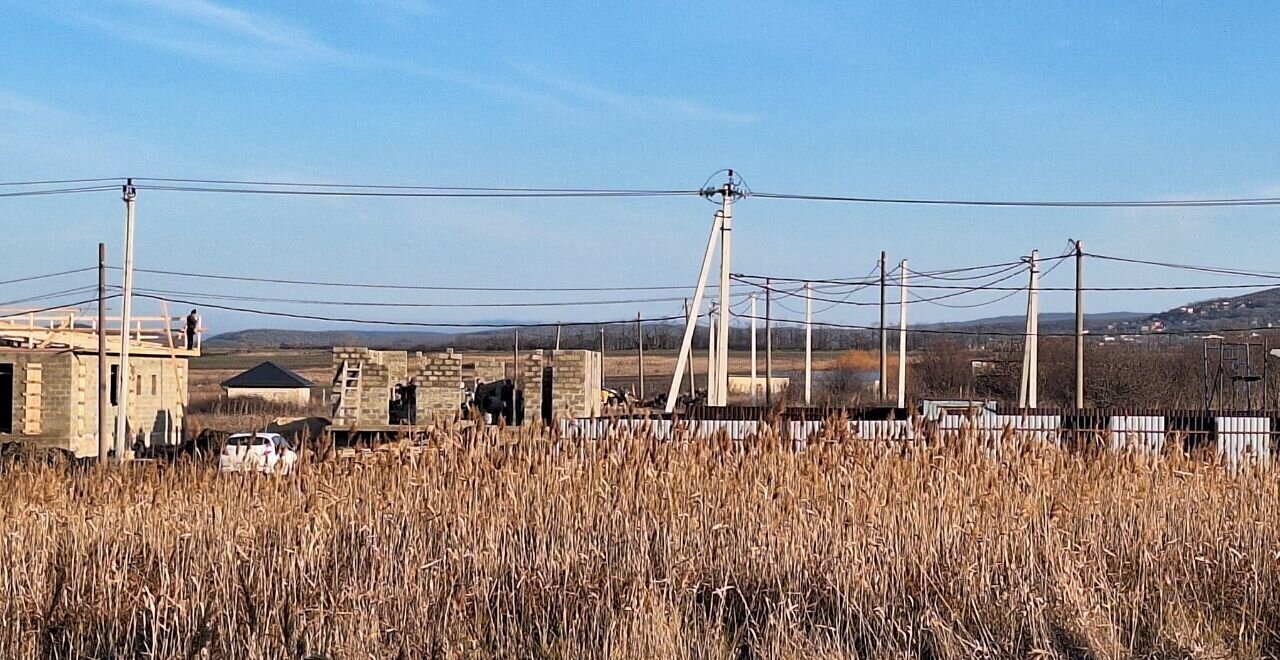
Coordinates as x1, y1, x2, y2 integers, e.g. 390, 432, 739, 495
855, 420, 914, 440
1215, 416, 1270, 467
1108, 415, 1165, 454
992, 415, 1062, 445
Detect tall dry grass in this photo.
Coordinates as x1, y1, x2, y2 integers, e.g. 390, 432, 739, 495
1, 425, 1278, 658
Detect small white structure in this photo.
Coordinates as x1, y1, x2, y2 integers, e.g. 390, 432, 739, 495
222, 361, 313, 406
726, 375, 790, 397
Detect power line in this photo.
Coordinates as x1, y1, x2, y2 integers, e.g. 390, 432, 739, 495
733, 313, 1280, 340
124, 285, 751, 308
0, 267, 96, 287
133, 292, 687, 329
0, 177, 121, 187
133, 177, 697, 195
131, 184, 699, 199
0, 185, 120, 198
750, 191, 1280, 208
117, 265, 721, 293
0, 286, 101, 308
1085, 252, 1280, 279
0, 296, 117, 320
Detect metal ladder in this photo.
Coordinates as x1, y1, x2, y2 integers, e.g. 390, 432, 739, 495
334, 360, 363, 422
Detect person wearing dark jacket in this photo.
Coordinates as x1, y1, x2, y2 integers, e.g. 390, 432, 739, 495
185, 309, 199, 349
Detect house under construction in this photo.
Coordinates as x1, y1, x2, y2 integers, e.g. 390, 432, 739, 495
329, 346, 602, 429
0, 308, 200, 457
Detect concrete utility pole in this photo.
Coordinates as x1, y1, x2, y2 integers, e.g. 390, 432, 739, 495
599, 327, 606, 395
879, 251, 888, 401
97, 243, 108, 463
1019, 250, 1041, 408
555, 325, 561, 351
804, 281, 813, 405
897, 260, 908, 408
115, 179, 136, 458
664, 208, 725, 412
682, 299, 695, 397
1074, 240, 1085, 410
749, 294, 758, 406
765, 279, 773, 408
635, 313, 645, 400
708, 303, 718, 405
716, 174, 734, 406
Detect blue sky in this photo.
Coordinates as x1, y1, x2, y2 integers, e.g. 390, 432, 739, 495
3, 1, 1280, 332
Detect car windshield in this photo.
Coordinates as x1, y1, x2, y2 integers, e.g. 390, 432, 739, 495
227, 435, 272, 447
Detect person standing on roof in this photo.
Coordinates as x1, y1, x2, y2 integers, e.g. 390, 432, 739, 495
185, 309, 199, 349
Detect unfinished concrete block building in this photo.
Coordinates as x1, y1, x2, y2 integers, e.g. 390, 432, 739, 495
329, 346, 601, 428
0, 309, 198, 457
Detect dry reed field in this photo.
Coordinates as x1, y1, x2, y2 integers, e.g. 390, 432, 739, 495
2, 425, 1279, 659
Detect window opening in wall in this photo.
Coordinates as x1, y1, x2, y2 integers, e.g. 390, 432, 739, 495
0, 364, 12, 433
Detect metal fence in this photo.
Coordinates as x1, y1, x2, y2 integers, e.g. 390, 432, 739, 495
556, 405, 1277, 467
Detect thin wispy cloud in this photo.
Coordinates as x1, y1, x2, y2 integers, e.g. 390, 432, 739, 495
54, 0, 346, 68
45, 0, 749, 123
0, 89, 75, 122
510, 62, 757, 124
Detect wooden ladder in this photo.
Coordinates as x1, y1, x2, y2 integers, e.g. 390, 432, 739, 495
334, 360, 363, 422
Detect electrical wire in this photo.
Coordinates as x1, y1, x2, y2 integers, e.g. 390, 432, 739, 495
124, 286, 751, 309
131, 184, 699, 199
0, 286, 101, 308
751, 191, 1280, 208
115, 266, 718, 293
0, 296, 116, 320
0, 186, 120, 198
0, 177, 121, 187
1085, 252, 1280, 279
132, 292, 688, 329
732, 313, 1280, 340
0, 267, 97, 287
132, 177, 699, 195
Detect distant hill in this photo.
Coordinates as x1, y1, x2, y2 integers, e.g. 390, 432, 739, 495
1146, 287, 1280, 332
925, 311, 1147, 332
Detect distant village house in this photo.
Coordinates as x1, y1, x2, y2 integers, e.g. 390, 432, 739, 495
222, 361, 315, 406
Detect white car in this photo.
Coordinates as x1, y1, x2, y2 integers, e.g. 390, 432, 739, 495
219, 433, 298, 475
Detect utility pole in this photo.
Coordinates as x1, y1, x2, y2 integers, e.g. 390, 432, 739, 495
97, 243, 108, 464
708, 303, 718, 405
804, 281, 812, 405
716, 173, 735, 407
555, 325, 561, 351
664, 203, 726, 413
897, 260, 909, 408
635, 313, 645, 400
879, 250, 888, 401
115, 179, 136, 459
749, 294, 758, 406
1074, 240, 1085, 410
1019, 250, 1040, 408
682, 298, 695, 397
765, 279, 773, 409
599, 327, 606, 396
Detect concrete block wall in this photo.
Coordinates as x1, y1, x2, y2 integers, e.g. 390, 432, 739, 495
1, 351, 187, 458
332, 347, 409, 426
522, 350, 601, 422
462, 355, 509, 384
412, 349, 464, 418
